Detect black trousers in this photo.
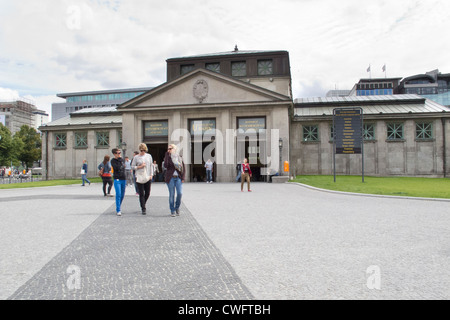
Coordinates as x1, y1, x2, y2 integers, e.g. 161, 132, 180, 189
102, 176, 113, 195
137, 180, 151, 210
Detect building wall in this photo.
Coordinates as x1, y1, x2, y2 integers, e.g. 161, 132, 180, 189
122, 104, 290, 182
43, 127, 122, 179
290, 117, 450, 177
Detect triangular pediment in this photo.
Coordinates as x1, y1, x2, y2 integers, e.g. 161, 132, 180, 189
118, 69, 291, 110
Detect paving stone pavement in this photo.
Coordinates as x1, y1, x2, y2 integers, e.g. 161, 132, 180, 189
5, 192, 252, 300
2, 181, 450, 300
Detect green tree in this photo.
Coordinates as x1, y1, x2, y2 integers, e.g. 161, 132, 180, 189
0, 123, 14, 166
14, 125, 42, 169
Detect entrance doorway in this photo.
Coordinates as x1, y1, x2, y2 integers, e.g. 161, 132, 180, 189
236, 139, 267, 182
190, 141, 216, 182
147, 143, 167, 182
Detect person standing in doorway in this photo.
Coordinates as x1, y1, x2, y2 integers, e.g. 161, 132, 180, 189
164, 144, 185, 217
81, 160, 90, 186
240, 158, 252, 192
98, 155, 113, 197
131, 143, 153, 215
111, 148, 126, 216
205, 159, 213, 183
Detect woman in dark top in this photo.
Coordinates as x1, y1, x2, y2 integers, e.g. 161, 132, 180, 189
111, 148, 126, 216
163, 144, 185, 217
98, 155, 113, 197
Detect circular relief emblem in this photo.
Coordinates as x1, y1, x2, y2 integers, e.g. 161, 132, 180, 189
193, 79, 208, 103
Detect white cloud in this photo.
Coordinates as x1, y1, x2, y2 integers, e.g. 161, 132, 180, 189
0, 88, 20, 101
1, 0, 450, 112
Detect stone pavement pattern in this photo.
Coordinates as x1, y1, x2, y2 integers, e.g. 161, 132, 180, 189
2, 182, 450, 299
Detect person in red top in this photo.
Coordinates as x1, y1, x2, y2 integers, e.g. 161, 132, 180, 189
240, 158, 252, 192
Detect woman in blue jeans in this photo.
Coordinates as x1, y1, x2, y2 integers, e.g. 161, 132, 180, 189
111, 148, 126, 216
164, 144, 185, 217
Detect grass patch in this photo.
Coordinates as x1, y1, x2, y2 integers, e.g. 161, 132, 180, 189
0, 177, 103, 189
290, 175, 450, 199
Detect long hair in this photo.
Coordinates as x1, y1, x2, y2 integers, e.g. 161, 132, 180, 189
103, 155, 110, 165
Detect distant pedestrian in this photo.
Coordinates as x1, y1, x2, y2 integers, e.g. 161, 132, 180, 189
235, 161, 242, 182
152, 160, 159, 182
98, 155, 113, 197
205, 159, 213, 183
131, 143, 153, 215
111, 148, 126, 216
164, 144, 185, 217
132, 151, 139, 195
81, 159, 90, 186
240, 158, 252, 192
125, 156, 133, 186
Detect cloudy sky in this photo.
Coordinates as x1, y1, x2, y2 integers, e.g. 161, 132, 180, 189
1, 0, 449, 120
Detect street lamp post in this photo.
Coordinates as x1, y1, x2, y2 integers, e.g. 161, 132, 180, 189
121, 141, 127, 157
279, 138, 283, 176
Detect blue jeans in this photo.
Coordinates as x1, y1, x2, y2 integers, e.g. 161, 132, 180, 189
235, 171, 241, 182
166, 176, 182, 213
114, 179, 126, 213
81, 174, 90, 185
206, 170, 212, 182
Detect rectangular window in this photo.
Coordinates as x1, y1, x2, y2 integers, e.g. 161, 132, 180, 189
231, 61, 246, 77
257, 59, 273, 75
387, 123, 404, 140
205, 63, 220, 73
180, 64, 195, 75
96, 131, 109, 147
363, 123, 375, 140
416, 122, 433, 140
303, 125, 319, 142
55, 133, 67, 148
75, 131, 88, 148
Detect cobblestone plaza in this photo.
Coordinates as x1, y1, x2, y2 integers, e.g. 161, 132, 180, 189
1, 182, 450, 300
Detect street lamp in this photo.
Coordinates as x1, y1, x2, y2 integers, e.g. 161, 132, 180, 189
279, 138, 283, 175
121, 141, 127, 157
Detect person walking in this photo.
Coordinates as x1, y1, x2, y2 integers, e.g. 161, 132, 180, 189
235, 160, 242, 182
125, 156, 133, 186
240, 158, 252, 192
205, 159, 213, 183
131, 143, 153, 215
164, 144, 185, 217
98, 155, 113, 197
111, 148, 126, 216
132, 151, 139, 195
152, 161, 159, 182
81, 159, 90, 186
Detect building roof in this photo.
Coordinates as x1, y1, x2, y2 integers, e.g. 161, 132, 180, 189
167, 49, 288, 61
57, 87, 153, 98
40, 106, 122, 129
294, 94, 450, 118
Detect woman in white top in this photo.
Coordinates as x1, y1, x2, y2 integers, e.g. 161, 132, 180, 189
131, 143, 154, 215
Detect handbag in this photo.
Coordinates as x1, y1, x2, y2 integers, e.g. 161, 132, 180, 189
136, 165, 150, 184
80, 169, 85, 175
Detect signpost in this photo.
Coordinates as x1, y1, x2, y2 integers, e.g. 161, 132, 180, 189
333, 108, 364, 182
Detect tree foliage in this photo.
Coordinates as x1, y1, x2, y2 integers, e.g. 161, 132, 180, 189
0, 124, 41, 168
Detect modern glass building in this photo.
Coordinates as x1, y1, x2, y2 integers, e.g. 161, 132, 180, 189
398, 69, 450, 106
51, 87, 152, 121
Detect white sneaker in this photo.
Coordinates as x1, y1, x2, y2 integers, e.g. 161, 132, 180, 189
117, 211, 122, 216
